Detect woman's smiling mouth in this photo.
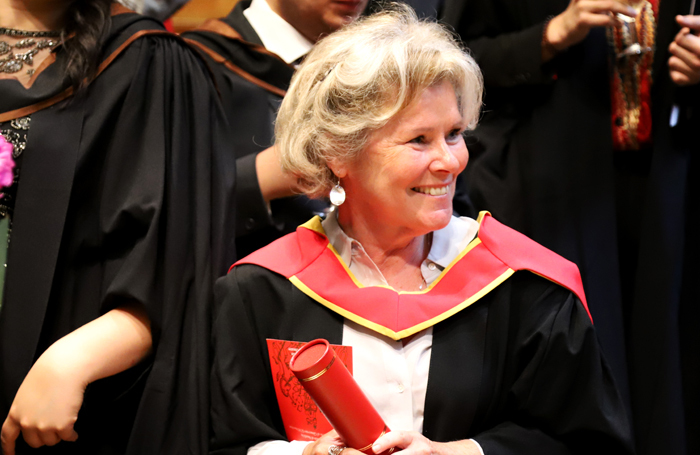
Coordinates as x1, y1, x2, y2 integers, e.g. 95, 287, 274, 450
412, 185, 449, 196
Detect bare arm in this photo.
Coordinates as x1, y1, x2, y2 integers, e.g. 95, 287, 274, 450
1, 302, 152, 455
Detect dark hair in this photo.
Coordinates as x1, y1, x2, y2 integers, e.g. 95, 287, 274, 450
62, 0, 113, 91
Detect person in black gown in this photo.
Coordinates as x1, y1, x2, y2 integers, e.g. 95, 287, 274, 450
183, 0, 368, 258
210, 7, 633, 455
449, 1, 700, 453
0, 0, 234, 453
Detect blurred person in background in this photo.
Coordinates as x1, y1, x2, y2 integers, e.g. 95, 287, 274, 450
450, 1, 700, 454
0, 0, 234, 453
183, 0, 368, 258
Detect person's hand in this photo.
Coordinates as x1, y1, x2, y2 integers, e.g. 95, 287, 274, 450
546, 0, 637, 52
303, 430, 354, 455
1, 345, 83, 455
1, 303, 151, 455
371, 431, 482, 455
669, 15, 700, 86
255, 145, 304, 203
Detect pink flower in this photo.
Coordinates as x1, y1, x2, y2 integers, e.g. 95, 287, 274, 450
0, 135, 15, 189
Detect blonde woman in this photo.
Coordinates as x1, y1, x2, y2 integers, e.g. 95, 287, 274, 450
210, 7, 633, 455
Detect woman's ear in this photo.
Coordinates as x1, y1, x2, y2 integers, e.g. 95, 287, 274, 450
327, 159, 348, 179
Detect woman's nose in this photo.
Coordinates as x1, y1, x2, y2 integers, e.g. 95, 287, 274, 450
430, 140, 467, 174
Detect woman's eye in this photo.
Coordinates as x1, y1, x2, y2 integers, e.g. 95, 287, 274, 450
409, 135, 426, 144
447, 129, 463, 141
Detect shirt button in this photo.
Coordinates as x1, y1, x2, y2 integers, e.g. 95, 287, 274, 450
428, 262, 437, 271
396, 383, 405, 393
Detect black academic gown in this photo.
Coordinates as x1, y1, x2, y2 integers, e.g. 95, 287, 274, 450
210, 257, 633, 455
449, 1, 700, 454
182, 1, 326, 258
0, 9, 235, 455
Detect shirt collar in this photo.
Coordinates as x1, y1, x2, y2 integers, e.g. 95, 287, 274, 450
322, 210, 351, 266
426, 215, 479, 269
321, 212, 479, 287
243, 0, 314, 64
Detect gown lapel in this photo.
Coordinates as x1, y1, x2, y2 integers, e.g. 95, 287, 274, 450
0, 103, 82, 394
423, 302, 487, 441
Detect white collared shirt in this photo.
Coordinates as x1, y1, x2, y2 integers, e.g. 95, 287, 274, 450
243, 0, 314, 65
322, 212, 478, 289
248, 216, 484, 455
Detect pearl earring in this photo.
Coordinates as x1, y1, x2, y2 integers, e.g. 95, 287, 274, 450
329, 182, 345, 207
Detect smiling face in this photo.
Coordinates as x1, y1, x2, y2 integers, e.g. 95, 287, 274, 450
334, 80, 469, 242
268, 0, 369, 43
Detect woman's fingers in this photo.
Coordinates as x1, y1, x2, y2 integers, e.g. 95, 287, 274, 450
1, 417, 20, 455
304, 430, 350, 455
372, 430, 405, 452
17, 428, 42, 449
669, 42, 700, 71
0, 415, 78, 455
583, 0, 636, 17
669, 56, 698, 85
579, 11, 617, 28
669, 26, 700, 86
676, 14, 700, 31
36, 429, 61, 447
674, 29, 700, 60
57, 426, 79, 443
0, 341, 87, 453
372, 431, 431, 455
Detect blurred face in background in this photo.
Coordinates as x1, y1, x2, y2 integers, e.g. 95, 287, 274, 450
267, 0, 369, 43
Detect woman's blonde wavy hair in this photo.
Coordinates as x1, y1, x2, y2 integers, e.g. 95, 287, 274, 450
275, 4, 483, 199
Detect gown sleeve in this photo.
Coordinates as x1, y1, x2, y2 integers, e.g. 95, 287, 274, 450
210, 266, 292, 455
70, 33, 236, 454
473, 282, 634, 455
452, 1, 555, 87
210, 263, 349, 455
235, 152, 275, 235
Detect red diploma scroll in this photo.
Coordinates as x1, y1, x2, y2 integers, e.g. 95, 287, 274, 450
290, 339, 391, 454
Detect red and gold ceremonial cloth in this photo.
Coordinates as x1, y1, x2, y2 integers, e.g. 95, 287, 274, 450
232, 212, 590, 340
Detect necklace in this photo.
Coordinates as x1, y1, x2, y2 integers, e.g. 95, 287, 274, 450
0, 27, 60, 38
0, 27, 60, 75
